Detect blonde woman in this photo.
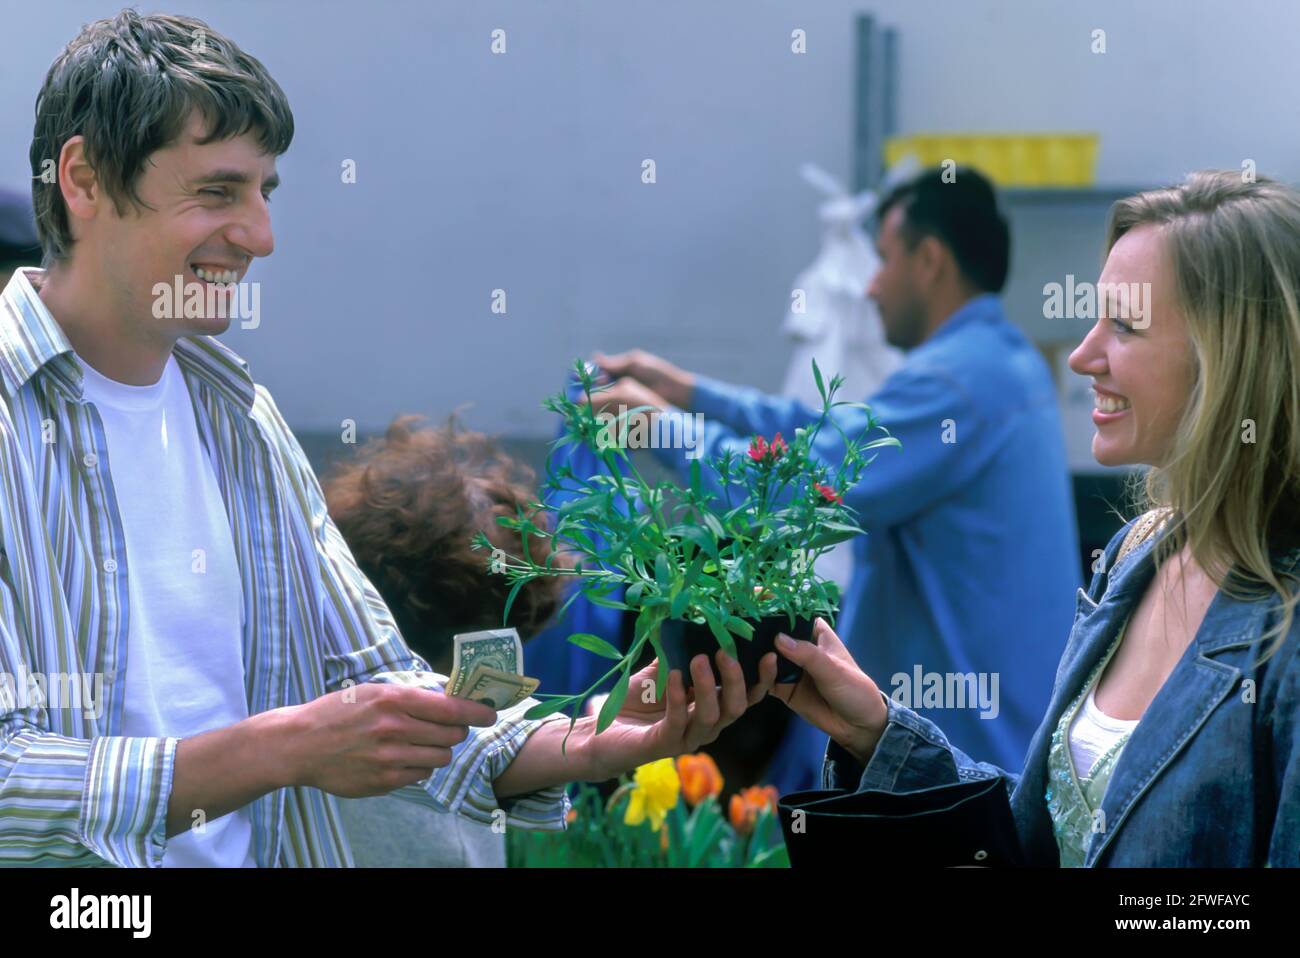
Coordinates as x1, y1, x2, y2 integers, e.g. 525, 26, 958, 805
762, 171, 1300, 866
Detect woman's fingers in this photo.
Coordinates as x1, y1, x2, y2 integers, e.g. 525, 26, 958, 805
715, 650, 748, 724
662, 669, 688, 740
688, 654, 720, 728
749, 652, 778, 706
812, 617, 855, 663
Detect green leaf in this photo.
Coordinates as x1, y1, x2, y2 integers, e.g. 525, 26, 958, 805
565, 632, 623, 659
682, 553, 708, 589
812, 357, 827, 406
597, 668, 632, 733
654, 552, 672, 588
524, 695, 577, 719
724, 616, 754, 640
667, 524, 715, 559
748, 843, 791, 869
501, 576, 528, 625
624, 580, 646, 607
807, 522, 864, 549
689, 458, 703, 499
649, 631, 669, 702
670, 589, 690, 619
585, 591, 631, 611
703, 609, 738, 658
735, 586, 762, 619
634, 606, 666, 643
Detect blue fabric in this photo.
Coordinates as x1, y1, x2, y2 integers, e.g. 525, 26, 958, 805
823, 520, 1300, 866
653, 294, 1081, 792
525, 372, 630, 698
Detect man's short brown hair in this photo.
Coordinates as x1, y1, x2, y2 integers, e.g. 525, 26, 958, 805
30, 9, 294, 263
322, 415, 567, 667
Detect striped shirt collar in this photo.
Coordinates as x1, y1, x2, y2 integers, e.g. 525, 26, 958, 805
0, 267, 257, 417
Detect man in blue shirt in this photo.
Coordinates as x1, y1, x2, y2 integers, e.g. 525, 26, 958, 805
593, 166, 1080, 790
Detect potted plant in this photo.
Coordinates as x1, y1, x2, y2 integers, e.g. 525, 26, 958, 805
473, 357, 899, 734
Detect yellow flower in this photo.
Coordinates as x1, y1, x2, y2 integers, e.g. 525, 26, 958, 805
623, 758, 681, 831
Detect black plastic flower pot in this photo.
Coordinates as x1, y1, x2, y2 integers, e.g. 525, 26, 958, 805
658, 614, 817, 689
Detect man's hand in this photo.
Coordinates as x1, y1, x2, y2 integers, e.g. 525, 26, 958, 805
592, 349, 695, 409
768, 618, 889, 765
584, 375, 670, 422
280, 683, 499, 798
580, 650, 776, 781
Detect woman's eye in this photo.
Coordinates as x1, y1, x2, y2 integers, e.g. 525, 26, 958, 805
1110, 316, 1133, 335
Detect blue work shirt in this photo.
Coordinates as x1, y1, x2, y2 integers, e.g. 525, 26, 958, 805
653, 293, 1081, 789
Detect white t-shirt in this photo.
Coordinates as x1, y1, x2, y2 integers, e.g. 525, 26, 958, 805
78, 352, 255, 867
1068, 684, 1140, 779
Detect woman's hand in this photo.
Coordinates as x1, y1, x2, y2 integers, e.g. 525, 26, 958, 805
766, 617, 889, 765
582, 650, 775, 780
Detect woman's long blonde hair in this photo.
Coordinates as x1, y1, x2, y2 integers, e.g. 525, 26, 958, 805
1108, 171, 1300, 660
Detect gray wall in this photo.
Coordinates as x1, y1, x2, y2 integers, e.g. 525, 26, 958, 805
3, 0, 1297, 443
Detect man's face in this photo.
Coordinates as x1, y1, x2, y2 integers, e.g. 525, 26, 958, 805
867, 205, 928, 350
95, 111, 278, 340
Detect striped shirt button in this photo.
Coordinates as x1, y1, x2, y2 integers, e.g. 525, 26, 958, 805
102, 558, 117, 573
83, 452, 98, 468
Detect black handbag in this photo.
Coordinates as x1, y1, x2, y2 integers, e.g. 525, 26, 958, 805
777, 776, 1026, 868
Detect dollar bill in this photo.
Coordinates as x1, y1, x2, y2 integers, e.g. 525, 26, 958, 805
447, 628, 540, 710
456, 666, 539, 711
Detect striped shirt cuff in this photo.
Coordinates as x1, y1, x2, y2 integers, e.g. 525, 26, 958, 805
80, 734, 179, 868
426, 712, 572, 831
368, 671, 571, 831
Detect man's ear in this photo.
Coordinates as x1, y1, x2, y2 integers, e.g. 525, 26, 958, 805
57, 136, 100, 228
914, 234, 947, 286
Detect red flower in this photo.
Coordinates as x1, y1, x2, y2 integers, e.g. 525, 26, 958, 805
748, 433, 787, 464
816, 483, 843, 504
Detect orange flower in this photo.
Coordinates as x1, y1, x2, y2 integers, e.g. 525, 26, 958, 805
676, 753, 724, 806
565, 806, 578, 825
728, 785, 779, 836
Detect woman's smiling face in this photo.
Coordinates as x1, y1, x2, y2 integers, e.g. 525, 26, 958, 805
1068, 223, 1198, 468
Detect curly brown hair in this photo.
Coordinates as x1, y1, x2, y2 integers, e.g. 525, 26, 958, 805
321, 414, 567, 670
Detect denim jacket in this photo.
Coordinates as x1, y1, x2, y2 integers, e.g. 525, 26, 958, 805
823, 514, 1300, 866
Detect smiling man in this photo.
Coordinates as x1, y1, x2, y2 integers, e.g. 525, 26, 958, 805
0, 10, 763, 868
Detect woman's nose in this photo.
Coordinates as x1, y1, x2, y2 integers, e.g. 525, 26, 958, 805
1068, 322, 1106, 377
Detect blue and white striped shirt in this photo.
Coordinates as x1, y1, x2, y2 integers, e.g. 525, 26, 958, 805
0, 268, 567, 867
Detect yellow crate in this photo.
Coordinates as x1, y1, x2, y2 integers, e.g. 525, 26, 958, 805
883, 133, 1099, 187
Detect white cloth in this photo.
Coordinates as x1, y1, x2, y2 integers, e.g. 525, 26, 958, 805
1068, 683, 1139, 779
77, 352, 255, 867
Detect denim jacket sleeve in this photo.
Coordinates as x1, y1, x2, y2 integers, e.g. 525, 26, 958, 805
820, 516, 1147, 800
823, 691, 1023, 795
1267, 615, 1300, 866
